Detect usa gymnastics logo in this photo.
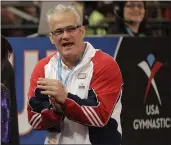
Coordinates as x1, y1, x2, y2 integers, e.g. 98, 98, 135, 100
138, 54, 163, 105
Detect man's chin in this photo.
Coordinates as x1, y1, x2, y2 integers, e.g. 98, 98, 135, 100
62, 52, 73, 58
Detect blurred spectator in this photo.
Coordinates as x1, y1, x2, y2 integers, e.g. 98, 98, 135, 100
22, 5, 39, 25
1, 7, 18, 24
145, 1, 171, 36
1, 7, 24, 36
1, 1, 170, 37
163, 8, 171, 20
21, 5, 39, 35
1, 35, 19, 145
86, 2, 114, 35
147, 1, 163, 19
108, 1, 152, 37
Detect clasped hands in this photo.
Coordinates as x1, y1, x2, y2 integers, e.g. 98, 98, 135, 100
37, 78, 68, 112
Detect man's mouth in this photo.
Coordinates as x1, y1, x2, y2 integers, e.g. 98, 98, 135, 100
62, 42, 74, 47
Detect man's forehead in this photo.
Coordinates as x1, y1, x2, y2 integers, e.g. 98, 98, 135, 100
49, 12, 77, 30
51, 11, 76, 21
127, 1, 144, 4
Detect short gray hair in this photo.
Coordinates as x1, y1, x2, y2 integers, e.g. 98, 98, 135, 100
46, 4, 83, 26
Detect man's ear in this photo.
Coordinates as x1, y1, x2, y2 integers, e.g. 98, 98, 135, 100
80, 26, 86, 38
49, 33, 55, 44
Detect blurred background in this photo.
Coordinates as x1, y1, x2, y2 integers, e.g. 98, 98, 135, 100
1, 1, 171, 37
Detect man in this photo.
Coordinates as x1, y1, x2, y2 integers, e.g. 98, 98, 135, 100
27, 4, 123, 145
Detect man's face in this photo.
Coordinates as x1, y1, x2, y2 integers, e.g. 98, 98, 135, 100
49, 11, 85, 58
123, 1, 145, 24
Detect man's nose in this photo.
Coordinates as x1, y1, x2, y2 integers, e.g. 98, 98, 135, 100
62, 30, 69, 38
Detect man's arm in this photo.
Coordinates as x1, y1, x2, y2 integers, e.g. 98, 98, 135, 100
62, 59, 123, 127
27, 58, 63, 130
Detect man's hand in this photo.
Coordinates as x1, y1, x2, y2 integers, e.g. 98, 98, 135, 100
50, 97, 63, 114
37, 78, 68, 104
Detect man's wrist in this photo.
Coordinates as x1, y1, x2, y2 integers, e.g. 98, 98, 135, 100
53, 105, 63, 115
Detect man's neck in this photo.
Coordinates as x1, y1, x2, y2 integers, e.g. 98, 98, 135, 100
61, 57, 78, 69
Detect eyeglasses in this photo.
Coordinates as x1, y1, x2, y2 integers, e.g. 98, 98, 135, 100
125, 3, 144, 9
51, 25, 81, 36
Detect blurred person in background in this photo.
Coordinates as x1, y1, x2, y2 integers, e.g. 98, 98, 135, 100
22, 5, 39, 25
1, 35, 20, 145
108, 1, 152, 37
86, 1, 107, 35
21, 5, 40, 35
86, 1, 114, 35
1, 7, 24, 37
